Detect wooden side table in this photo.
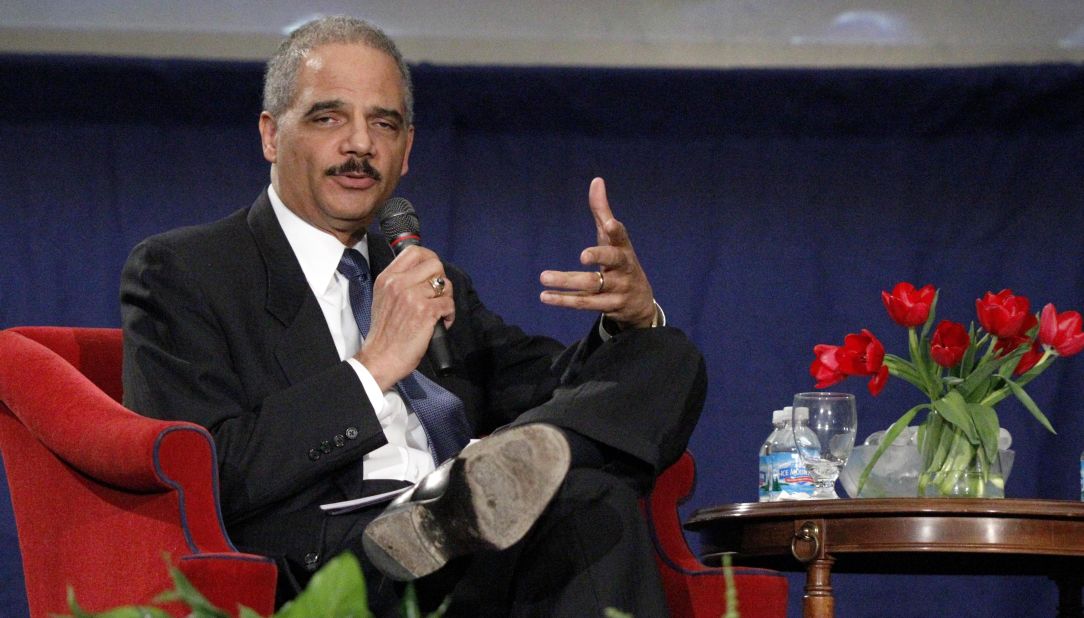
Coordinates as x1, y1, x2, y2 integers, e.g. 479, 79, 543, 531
686, 498, 1084, 618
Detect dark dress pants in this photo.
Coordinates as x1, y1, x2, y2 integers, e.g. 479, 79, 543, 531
344, 327, 707, 616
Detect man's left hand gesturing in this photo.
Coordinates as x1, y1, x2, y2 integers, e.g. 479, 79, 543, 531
539, 177, 658, 330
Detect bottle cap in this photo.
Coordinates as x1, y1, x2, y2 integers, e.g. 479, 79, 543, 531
772, 409, 788, 424
793, 406, 810, 422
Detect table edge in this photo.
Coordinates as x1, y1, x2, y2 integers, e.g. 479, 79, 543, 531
686, 497, 1084, 529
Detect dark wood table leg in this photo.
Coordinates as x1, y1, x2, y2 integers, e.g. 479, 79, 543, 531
1054, 574, 1084, 618
803, 555, 835, 618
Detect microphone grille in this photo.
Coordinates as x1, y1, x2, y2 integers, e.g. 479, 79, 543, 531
378, 197, 420, 238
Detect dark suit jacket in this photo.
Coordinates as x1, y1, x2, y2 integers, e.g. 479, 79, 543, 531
121, 191, 581, 566
122, 190, 705, 584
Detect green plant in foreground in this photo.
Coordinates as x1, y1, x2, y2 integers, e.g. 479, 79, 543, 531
63, 547, 743, 617
721, 553, 739, 618
62, 552, 447, 618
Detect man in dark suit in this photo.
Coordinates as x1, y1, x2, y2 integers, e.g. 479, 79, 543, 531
121, 15, 705, 617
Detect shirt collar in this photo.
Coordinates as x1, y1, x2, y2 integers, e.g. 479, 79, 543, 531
267, 183, 369, 296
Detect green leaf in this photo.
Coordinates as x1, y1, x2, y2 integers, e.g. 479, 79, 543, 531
919, 289, 940, 341
276, 552, 371, 618
238, 607, 266, 618
154, 564, 229, 618
65, 586, 93, 618
425, 596, 452, 618
908, 326, 942, 398
956, 354, 1002, 401
917, 414, 945, 493
967, 403, 1001, 464
936, 432, 976, 492
1002, 377, 1057, 435
883, 355, 927, 391
932, 391, 977, 444
924, 413, 955, 475
398, 581, 449, 618
1013, 350, 1056, 388
400, 583, 420, 618
917, 411, 940, 454
959, 323, 979, 375
69, 608, 174, 618
908, 326, 922, 372
994, 344, 1028, 381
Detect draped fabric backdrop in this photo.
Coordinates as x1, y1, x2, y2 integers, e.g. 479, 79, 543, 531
3, 54, 1084, 617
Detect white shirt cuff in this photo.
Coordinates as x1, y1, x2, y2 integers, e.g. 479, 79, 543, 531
599, 299, 666, 341
346, 357, 389, 421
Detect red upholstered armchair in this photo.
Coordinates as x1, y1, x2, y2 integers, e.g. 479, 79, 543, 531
0, 327, 277, 617
645, 451, 789, 617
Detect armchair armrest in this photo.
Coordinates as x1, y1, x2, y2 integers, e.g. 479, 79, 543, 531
0, 329, 183, 491
0, 328, 276, 616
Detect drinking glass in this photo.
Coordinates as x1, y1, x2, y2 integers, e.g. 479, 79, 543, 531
793, 392, 857, 499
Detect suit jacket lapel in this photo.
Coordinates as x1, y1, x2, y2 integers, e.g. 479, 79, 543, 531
247, 191, 342, 384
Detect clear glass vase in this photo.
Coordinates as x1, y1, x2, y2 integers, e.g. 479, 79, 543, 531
919, 449, 1014, 498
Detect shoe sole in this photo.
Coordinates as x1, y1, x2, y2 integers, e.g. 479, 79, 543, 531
362, 424, 570, 581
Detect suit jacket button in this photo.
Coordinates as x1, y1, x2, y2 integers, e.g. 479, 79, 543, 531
303, 552, 320, 572
307, 448, 321, 461
320, 440, 332, 454
334, 434, 346, 447
345, 427, 359, 440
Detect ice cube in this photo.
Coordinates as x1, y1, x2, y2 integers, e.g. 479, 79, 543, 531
864, 426, 917, 447
897, 425, 918, 446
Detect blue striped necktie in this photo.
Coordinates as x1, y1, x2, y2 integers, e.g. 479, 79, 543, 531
337, 248, 471, 464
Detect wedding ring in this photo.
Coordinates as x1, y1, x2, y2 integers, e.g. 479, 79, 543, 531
430, 276, 447, 298
595, 271, 605, 294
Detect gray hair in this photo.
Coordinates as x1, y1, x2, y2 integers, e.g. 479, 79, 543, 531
263, 16, 414, 125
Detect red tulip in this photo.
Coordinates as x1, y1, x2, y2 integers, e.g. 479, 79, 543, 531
882, 282, 936, 328
976, 289, 1030, 338
1014, 342, 1044, 376
837, 330, 885, 377
810, 344, 845, 388
867, 365, 890, 396
810, 329, 889, 396
1039, 303, 1084, 357
994, 313, 1038, 357
929, 320, 969, 368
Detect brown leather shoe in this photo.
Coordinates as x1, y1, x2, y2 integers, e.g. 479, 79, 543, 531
362, 423, 570, 581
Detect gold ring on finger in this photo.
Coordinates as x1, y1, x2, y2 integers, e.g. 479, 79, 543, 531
430, 276, 447, 298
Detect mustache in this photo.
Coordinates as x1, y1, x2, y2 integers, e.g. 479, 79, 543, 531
325, 158, 382, 181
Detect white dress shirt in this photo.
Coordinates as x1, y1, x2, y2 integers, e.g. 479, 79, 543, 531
268, 185, 435, 483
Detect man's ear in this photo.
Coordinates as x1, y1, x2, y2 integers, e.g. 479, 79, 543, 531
400, 125, 415, 177
258, 112, 278, 164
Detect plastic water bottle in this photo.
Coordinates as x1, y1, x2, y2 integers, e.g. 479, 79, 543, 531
769, 406, 816, 501
758, 411, 785, 502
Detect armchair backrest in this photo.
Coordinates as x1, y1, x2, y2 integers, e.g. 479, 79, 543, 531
12, 327, 124, 401
645, 451, 789, 618
0, 327, 276, 617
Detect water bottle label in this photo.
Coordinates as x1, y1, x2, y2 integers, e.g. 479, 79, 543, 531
770, 452, 815, 499
758, 455, 771, 502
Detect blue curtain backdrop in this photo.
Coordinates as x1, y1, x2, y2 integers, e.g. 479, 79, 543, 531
2, 54, 1084, 617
